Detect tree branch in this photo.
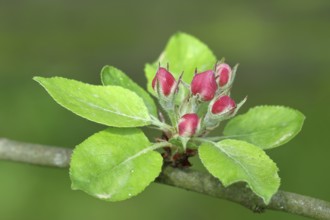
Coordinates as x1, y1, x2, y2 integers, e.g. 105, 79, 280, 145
1, 138, 330, 220
0, 138, 72, 167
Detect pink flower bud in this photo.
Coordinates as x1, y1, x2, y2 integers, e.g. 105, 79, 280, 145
215, 63, 232, 87
152, 67, 176, 96
191, 70, 217, 101
178, 113, 200, 137
211, 95, 236, 114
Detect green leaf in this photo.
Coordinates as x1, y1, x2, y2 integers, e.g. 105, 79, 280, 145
199, 139, 280, 204
224, 106, 305, 149
70, 128, 163, 201
34, 77, 151, 127
101, 65, 158, 117
145, 32, 217, 94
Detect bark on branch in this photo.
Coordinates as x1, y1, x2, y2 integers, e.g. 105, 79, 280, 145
1, 138, 329, 220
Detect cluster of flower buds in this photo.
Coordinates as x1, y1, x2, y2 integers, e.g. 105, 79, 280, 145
152, 61, 245, 143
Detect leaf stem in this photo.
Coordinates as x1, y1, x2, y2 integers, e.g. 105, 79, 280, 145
192, 137, 214, 144
167, 109, 178, 127
194, 134, 253, 142
151, 141, 172, 150
1, 137, 330, 220
150, 115, 173, 132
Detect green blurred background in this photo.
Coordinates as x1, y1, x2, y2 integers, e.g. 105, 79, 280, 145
1, 0, 329, 219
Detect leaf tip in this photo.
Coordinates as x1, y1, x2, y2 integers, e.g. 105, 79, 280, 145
173, 31, 197, 40
70, 183, 79, 191
100, 65, 110, 73
101, 65, 117, 75
33, 76, 43, 83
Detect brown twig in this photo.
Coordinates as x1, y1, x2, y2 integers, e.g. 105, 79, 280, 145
1, 137, 330, 220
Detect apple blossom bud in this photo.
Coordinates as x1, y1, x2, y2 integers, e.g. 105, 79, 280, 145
211, 95, 236, 115
215, 63, 232, 87
191, 70, 217, 101
152, 67, 176, 97
178, 113, 200, 137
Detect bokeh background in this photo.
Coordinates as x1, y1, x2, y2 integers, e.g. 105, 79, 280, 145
1, 0, 329, 219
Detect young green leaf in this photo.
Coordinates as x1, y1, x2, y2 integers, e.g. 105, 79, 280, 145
70, 128, 163, 201
34, 77, 151, 127
199, 139, 280, 204
223, 106, 305, 149
145, 32, 217, 94
101, 65, 158, 117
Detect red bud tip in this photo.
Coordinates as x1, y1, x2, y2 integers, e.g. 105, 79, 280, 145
152, 67, 176, 96
178, 113, 200, 137
216, 63, 232, 87
211, 95, 236, 114
191, 70, 217, 101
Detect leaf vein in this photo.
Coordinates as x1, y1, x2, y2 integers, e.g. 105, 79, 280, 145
77, 98, 150, 123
